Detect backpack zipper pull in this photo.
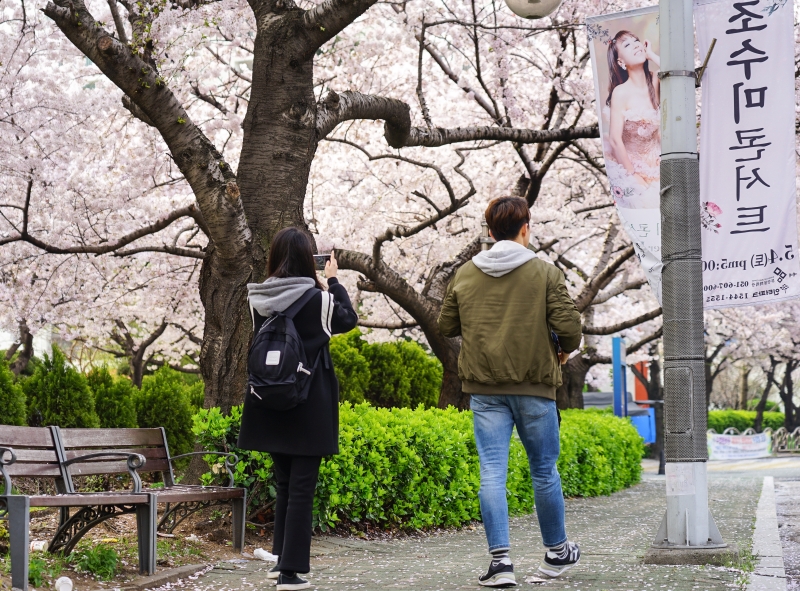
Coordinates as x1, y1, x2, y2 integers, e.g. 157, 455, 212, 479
297, 362, 311, 376
250, 385, 263, 400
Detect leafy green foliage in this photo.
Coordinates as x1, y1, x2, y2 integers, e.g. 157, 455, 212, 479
135, 366, 194, 457
0, 357, 26, 426
194, 404, 643, 531
23, 346, 99, 428
361, 342, 412, 408
71, 544, 118, 580
707, 410, 784, 433
28, 557, 47, 587
329, 332, 370, 404
88, 366, 138, 429
746, 399, 780, 412
330, 331, 442, 408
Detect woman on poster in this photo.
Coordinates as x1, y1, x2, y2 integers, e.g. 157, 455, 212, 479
605, 30, 661, 209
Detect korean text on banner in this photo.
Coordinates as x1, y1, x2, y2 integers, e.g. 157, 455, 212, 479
695, 0, 800, 309
586, 7, 663, 304
707, 432, 772, 460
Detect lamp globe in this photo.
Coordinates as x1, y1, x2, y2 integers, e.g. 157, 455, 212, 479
504, 0, 562, 19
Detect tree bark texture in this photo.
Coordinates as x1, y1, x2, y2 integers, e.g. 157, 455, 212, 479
738, 366, 751, 410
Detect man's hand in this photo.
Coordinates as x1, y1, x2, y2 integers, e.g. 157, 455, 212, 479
558, 352, 570, 365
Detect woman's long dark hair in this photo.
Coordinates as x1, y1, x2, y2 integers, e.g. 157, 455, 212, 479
606, 30, 659, 110
268, 227, 326, 289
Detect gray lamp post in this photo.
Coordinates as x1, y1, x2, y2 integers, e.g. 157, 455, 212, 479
649, 0, 725, 554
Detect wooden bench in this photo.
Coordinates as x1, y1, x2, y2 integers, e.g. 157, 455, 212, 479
1, 426, 246, 591
0, 426, 156, 591
56, 427, 246, 547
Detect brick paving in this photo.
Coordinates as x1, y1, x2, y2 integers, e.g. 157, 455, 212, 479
171, 470, 783, 591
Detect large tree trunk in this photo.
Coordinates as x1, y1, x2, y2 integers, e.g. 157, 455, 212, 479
199, 18, 319, 413
754, 358, 778, 432
556, 355, 588, 410
780, 361, 798, 432
8, 320, 34, 377
738, 366, 751, 410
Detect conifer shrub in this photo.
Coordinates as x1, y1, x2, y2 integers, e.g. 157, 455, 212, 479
88, 366, 138, 429
329, 332, 370, 404
330, 330, 442, 408
0, 357, 26, 426
134, 366, 194, 457
23, 346, 99, 428
194, 404, 643, 531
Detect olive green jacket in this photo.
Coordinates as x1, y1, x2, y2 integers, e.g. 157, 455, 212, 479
437, 258, 582, 399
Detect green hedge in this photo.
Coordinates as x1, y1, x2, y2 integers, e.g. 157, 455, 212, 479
707, 410, 784, 433
193, 405, 644, 531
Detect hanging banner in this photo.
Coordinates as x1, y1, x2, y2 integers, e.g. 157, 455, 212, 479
695, 0, 800, 308
587, 7, 663, 304
707, 432, 772, 460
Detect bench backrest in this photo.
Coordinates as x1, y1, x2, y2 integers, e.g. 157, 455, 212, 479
57, 427, 175, 486
0, 426, 65, 483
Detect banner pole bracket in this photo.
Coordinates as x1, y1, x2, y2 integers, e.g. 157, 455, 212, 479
694, 38, 717, 88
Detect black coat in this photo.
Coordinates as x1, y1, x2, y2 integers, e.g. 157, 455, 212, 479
237, 278, 358, 457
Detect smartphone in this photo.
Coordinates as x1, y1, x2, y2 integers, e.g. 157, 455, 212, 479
313, 254, 331, 270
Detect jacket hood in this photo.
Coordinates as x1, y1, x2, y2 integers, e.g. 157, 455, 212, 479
247, 276, 315, 317
472, 240, 536, 277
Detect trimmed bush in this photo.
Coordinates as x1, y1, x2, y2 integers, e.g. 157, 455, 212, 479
329, 334, 370, 404
396, 341, 442, 409
134, 366, 194, 457
331, 330, 443, 408
23, 346, 99, 428
88, 366, 138, 429
707, 410, 784, 433
0, 357, 26, 426
194, 404, 643, 531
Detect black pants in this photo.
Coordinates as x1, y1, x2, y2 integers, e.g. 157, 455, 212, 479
270, 453, 322, 574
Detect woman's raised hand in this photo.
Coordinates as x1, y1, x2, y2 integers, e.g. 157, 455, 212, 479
643, 39, 658, 62
325, 250, 338, 279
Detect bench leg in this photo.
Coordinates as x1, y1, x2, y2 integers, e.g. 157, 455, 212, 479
7, 495, 30, 591
231, 491, 246, 553
135, 494, 157, 576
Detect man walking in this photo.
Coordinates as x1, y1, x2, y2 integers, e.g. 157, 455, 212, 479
438, 196, 583, 587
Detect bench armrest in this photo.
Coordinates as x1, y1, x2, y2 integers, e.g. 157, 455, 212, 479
63, 452, 146, 493
169, 452, 238, 488
0, 446, 17, 496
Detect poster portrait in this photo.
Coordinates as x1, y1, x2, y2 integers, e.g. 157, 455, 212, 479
587, 7, 662, 304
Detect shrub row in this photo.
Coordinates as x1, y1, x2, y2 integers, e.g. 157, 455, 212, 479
193, 404, 644, 530
330, 330, 442, 408
0, 346, 202, 457
707, 409, 784, 433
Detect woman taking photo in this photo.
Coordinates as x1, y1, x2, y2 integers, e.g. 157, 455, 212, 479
238, 227, 357, 591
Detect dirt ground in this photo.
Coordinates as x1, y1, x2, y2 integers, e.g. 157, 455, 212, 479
1, 503, 271, 590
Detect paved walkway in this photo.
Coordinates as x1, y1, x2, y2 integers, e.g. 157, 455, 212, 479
171, 459, 800, 591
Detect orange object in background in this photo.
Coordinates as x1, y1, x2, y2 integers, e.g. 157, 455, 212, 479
634, 362, 648, 401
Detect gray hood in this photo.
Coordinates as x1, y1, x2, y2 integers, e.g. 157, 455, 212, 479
247, 276, 315, 317
472, 240, 536, 277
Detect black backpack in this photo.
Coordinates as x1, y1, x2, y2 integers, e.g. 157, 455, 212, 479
246, 288, 321, 411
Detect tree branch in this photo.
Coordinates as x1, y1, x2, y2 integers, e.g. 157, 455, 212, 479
583, 308, 662, 335
1, 204, 204, 256
358, 319, 419, 330
302, 0, 379, 58
43, 0, 250, 264
316, 90, 598, 149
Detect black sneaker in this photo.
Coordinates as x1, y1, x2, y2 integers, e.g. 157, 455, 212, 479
276, 573, 310, 591
478, 559, 516, 587
538, 540, 580, 577
267, 562, 280, 580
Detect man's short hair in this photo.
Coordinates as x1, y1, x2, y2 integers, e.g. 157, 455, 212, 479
485, 197, 531, 241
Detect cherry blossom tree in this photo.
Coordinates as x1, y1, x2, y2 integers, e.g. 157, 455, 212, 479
1, 0, 678, 411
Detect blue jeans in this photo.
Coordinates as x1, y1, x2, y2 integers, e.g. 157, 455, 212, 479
471, 394, 567, 550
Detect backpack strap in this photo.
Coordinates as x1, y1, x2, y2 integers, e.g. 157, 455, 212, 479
283, 287, 319, 320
